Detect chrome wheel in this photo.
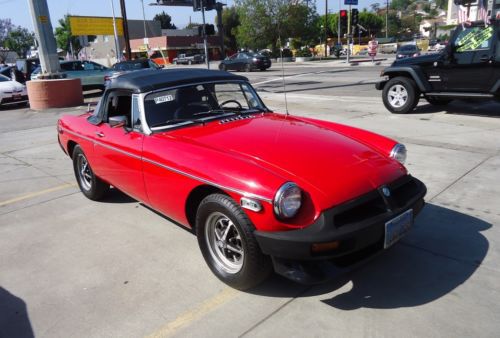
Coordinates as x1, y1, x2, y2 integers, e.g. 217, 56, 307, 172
205, 211, 244, 274
388, 84, 408, 108
77, 153, 92, 191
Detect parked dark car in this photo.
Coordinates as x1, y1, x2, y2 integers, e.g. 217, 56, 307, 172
105, 58, 162, 86
111, 58, 160, 71
396, 44, 421, 60
219, 52, 272, 72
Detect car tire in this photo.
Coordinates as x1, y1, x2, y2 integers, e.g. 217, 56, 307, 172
260, 68, 266, 71
245, 64, 252, 72
382, 76, 420, 114
196, 193, 272, 290
72, 145, 109, 201
425, 96, 452, 106
219, 64, 227, 71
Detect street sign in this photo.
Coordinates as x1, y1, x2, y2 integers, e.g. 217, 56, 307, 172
344, 0, 358, 5
69, 16, 124, 36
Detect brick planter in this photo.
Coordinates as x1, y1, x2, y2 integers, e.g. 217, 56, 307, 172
27, 78, 83, 110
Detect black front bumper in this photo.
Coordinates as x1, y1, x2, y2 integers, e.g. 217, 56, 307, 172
254, 175, 427, 283
375, 79, 388, 90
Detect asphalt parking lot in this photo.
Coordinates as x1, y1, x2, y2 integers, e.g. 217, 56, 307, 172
1, 61, 500, 337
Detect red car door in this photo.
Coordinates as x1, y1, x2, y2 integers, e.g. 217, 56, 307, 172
92, 92, 149, 203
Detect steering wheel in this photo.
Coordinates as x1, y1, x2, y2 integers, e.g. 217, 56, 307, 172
219, 100, 243, 109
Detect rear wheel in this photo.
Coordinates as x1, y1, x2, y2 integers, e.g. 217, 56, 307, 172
425, 96, 452, 106
382, 76, 420, 114
196, 194, 272, 290
219, 63, 227, 71
72, 145, 109, 201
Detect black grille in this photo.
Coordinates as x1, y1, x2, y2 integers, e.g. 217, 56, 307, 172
334, 194, 387, 228
391, 178, 419, 208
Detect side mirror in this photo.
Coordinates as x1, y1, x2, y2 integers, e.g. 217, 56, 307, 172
109, 115, 127, 128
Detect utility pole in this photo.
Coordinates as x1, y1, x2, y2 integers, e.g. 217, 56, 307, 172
110, 0, 122, 61
324, 0, 328, 58
347, 5, 351, 63
215, 2, 225, 59
386, 0, 389, 39
119, 0, 132, 60
141, 0, 148, 39
338, 0, 341, 45
27, 0, 60, 77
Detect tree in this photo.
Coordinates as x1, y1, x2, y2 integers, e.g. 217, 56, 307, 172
220, 6, 240, 52
54, 15, 83, 55
0, 18, 15, 46
359, 10, 384, 36
390, 0, 411, 11
3, 27, 34, 58
153, 11, 177, 29
235, 0, 317, 52
370, 3, 381, 12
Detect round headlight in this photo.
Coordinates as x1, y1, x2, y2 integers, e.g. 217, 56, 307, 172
273, 182, 302, 219
390, 143, 407, 164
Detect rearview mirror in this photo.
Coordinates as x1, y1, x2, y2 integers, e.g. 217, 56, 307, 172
109, 115, 127, 128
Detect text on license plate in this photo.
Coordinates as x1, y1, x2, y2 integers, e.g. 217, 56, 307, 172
384, 209, 413, 248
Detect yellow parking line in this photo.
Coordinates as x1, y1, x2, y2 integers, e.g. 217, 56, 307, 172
0, 183, 77, 207
146, 288, 239, 338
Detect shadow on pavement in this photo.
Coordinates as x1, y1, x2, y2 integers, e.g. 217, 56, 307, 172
250, 203, 490, 310
414, 100, 500, 118
0, 287, 34, 338
100, 188, 137, 204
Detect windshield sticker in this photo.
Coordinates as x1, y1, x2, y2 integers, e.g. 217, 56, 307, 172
456, 26, 493, 52
154, 95, 174, 104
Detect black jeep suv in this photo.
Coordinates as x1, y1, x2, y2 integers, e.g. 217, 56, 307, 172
376, 20, 499, 114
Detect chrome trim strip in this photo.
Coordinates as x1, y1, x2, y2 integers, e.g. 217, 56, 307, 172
61, 128, 273, 203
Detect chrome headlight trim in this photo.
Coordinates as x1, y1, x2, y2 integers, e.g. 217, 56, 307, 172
390, 143, 407, 164
273, 182, 302, 219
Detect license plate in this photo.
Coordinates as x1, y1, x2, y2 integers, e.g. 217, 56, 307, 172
13, 94, 22, 100
384, 209, 413, 248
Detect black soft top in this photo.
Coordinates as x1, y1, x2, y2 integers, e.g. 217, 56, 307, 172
106, 68, 249, 93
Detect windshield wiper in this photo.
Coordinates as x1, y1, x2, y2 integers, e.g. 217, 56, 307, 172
150, 119, 200, 129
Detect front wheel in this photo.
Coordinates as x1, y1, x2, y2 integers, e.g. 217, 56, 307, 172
219, 64, 227, 71
382, 76, 420, 114
196, 194, 272, 290
72, 145, 109, 201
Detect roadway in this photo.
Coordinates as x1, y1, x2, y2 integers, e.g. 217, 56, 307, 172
1, 62, 500, 337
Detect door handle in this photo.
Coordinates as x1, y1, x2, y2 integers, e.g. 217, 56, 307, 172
95, 131, 105, 137
480, 56, 491, 62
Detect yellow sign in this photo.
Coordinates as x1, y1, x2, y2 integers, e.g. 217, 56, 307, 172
69, 16, 124, 36
38, 15, 48, 24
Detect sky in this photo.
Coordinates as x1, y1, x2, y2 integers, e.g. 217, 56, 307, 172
2, 0, 380, 31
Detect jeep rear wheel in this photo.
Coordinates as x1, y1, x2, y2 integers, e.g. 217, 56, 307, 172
196, 194, 272, 290
383, 77, 420, 114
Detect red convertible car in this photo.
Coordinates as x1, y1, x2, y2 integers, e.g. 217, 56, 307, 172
57, 69, 426, 290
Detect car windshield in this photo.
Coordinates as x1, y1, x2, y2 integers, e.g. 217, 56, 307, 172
113, 60, 159, 71
0, 74, 10, 82
144, 81, 267, 131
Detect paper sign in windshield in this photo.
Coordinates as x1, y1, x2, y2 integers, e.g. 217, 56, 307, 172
154, 95, 174, 104
456, 26, 493, 52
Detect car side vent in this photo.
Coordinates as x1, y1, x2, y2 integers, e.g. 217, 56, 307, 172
219, 115, 256, 124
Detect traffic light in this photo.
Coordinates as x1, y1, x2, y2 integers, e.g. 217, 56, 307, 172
193, 0, 201, 11
198, 24, 215, 36
339, 10, 348, 32
351, 9, 359, 27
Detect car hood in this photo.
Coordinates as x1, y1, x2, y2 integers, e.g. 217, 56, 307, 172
0, 81, 24, 92
165, 113, 405, 209
392, 53, 441, 66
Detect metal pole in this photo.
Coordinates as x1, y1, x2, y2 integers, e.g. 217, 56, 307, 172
347, 5, 351, 63
27, 0, 61, 76
324, 0, 328, 58
216, 2, 225, 59
386, 0, 388, 39
141, 0, 147, 38
110, 0, 122, 61
119, 0, 132, 60
201, 5, 209, 69
337, 0, 341, 44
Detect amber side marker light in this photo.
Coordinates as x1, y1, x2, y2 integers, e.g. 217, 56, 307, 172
311, 241, 340, 254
